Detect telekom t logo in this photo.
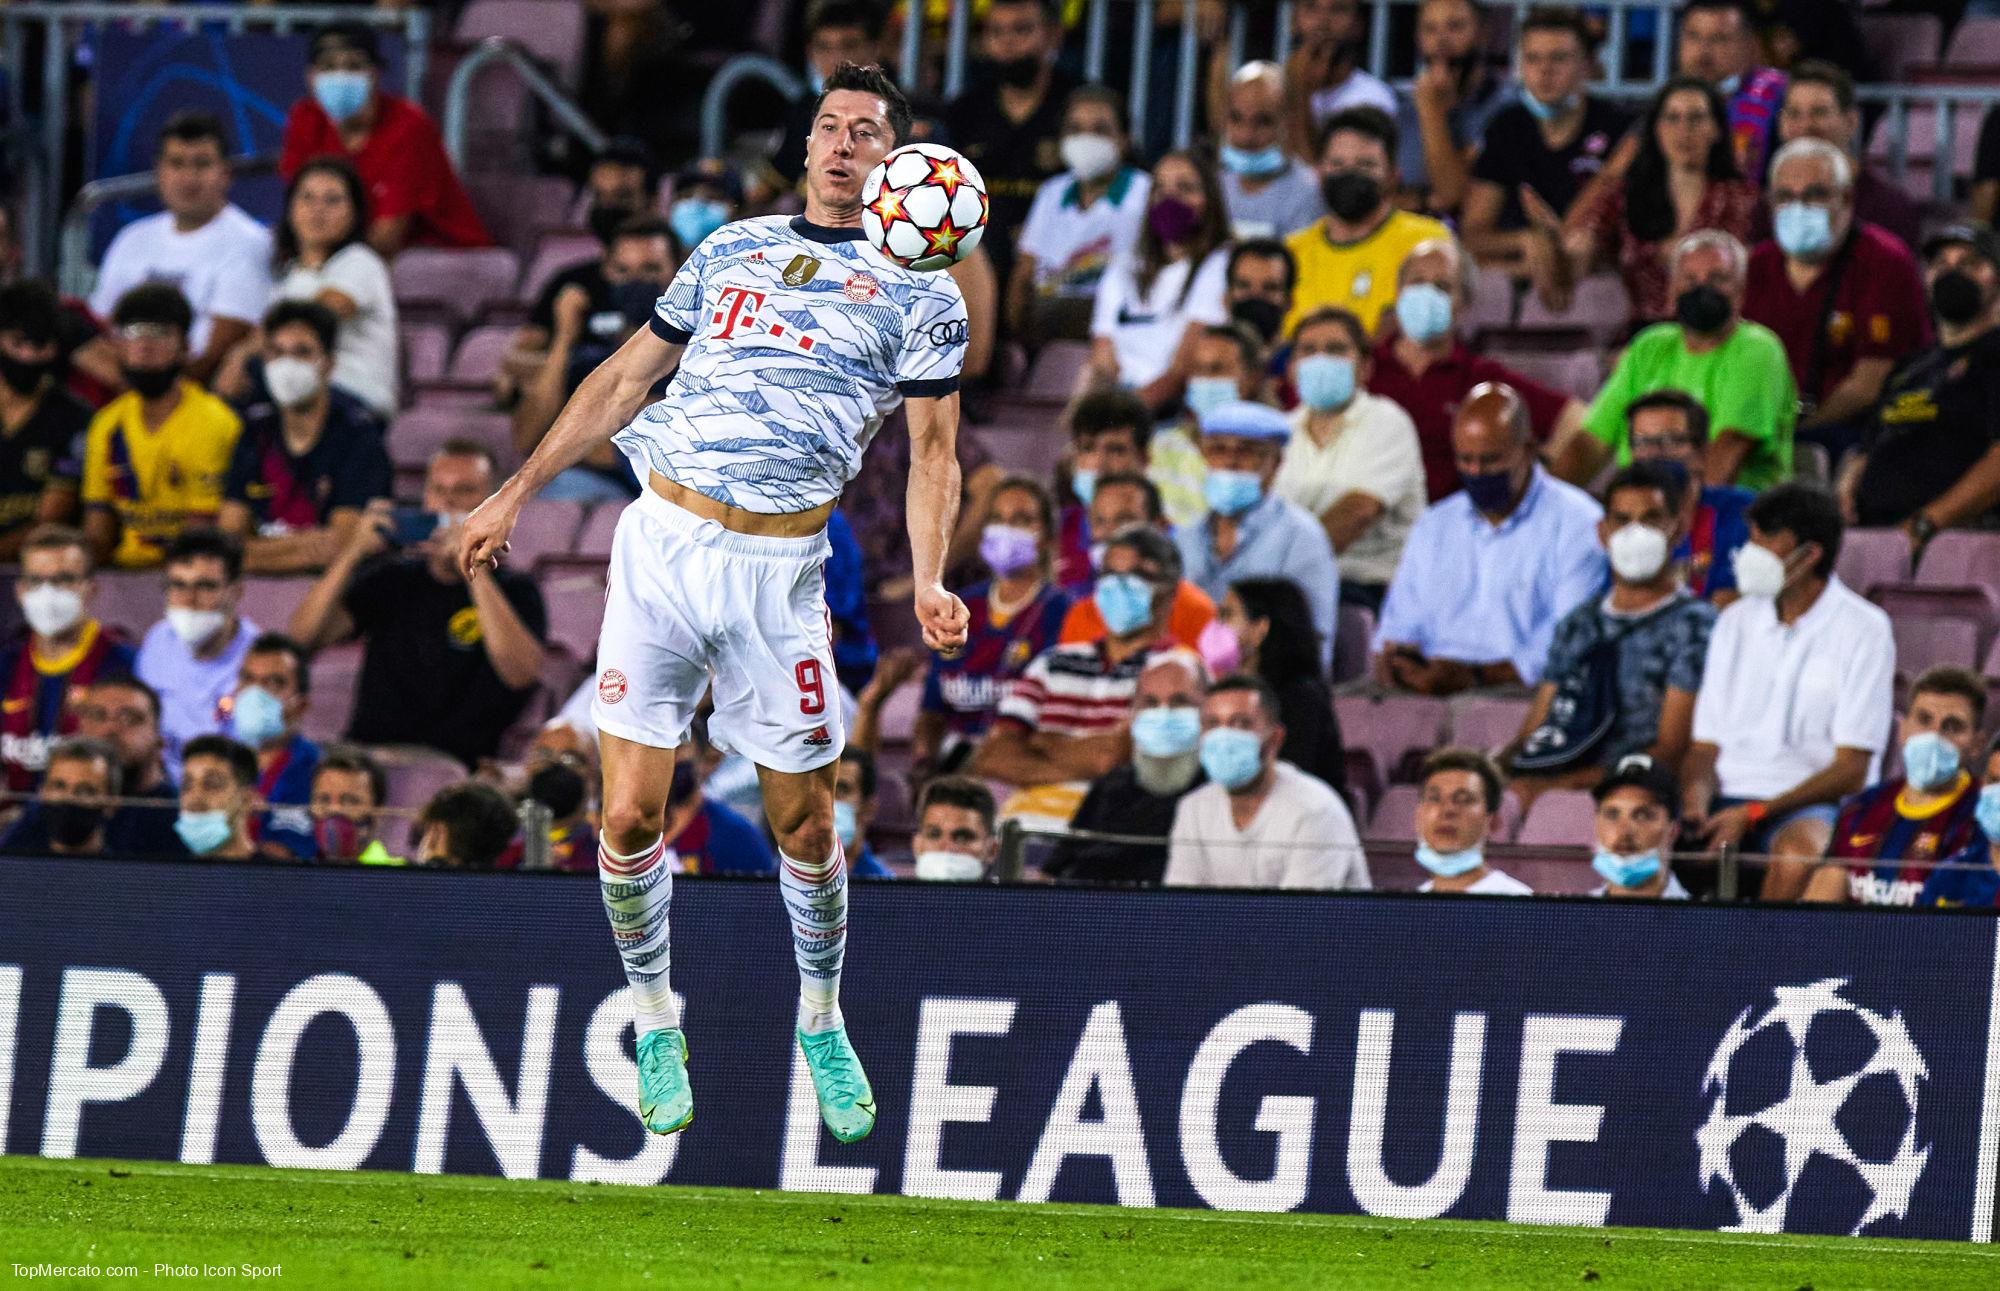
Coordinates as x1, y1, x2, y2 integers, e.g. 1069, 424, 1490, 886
712, 287, 767, 340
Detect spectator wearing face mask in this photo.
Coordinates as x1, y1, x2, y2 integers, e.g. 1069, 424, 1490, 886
0, 525, 135, 793
1158, 322, 1268, 527
909, 776, 1000, 882
1684, 485, 1892, 901
1056, 388, 1152, 589
0, 736, 123, 858
80, 286, 243, 570
221, 633, 319, 861
1216, 62, 1326, 241
0, 281, 90, 554
1799, 667, 1986, 907
1623, 391, 1751, 605
1395, 0, 1513, 216
1587, 754, 1691, 899
1175, 400, 1338, 672
1058, 471, 1215, 650
173, 734, 260, 860
1413, 747, 1531, 894
1223, 239, 1298, 360
1920, 739, 2000, 908
218, 301, 392, 575
136, 527, 259, 783
1505, 465, 1715, 805
1275, 306, 1422, 610
268, 157, 398, 417
665, 752, 775, 875
279, 22, 492, 256
668, 160, 744, 256
1045, 651, 1208, 885
1167, 676, 1366, 889
73, 673, 180, 857
828, 748, 900, 879
308, 747, 399, 865
1778, 62, 1919, 256
1008, 86, 1149, 344
1210, 579, 1346, 794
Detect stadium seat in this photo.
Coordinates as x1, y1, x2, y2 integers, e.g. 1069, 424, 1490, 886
1448, 694, 1531, 755
1916, 530, 2000, 590
391, 248, 522, 325
1945, 15, 2000, 65
407, 381, 498, 410
1021, 342, 1091, 403
303, 645, 364, 743
1462, 264, 1519, 335
1834, 528, 1911, 598
455, 0, 588, 86
1891, 615, 1979, 679
520, 229, 602, 302
1334, 693, 1449, 786
390, 407, 513, 470
401, 320, 454, 387
537, 565, 612, 661
466, 176, 576, 257
1858, 13, 1943, 83
238, 578, 312, 638
572, 503, 622, 559
1332, 604, 1374, 685
1504, 853, 1598, 895
1865, 105, 1981, 199
876, 677, 921, 744
1874, 583, 2000, 659
1367, 783, 1421, 842
374, 746, 471, 813
508, 499, 588, 569
1515, 273, 1631, 350
448, 324, 520, 384
1481, 340, 1602, 402
1514, 789, 1597, 846
93, 572, 167, 637
976, 422, 1068, 484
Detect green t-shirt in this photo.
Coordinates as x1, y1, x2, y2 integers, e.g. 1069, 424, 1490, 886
1583, 320, 1797, 490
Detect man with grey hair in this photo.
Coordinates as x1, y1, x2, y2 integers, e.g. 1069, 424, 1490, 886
1563, 229, 1796, 491
1743, 135, 1931, 463
1217, 62, 1326, 240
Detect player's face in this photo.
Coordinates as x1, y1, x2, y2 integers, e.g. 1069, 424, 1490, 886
1779, 82, 1855, 149
1417, 769, 1491, 852
181, 754, 246, 819
1594, 786, 1675, 859
805, 89, 896, 216
916, 803, 994, 860
18, 543, 91, 620
1902, 691, 1980, 764
156, 138, 229, 224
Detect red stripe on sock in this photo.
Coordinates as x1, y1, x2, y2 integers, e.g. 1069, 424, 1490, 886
599, 837, 665, 877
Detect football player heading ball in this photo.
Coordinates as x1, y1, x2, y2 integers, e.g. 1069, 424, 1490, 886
459, 62, 973, 1144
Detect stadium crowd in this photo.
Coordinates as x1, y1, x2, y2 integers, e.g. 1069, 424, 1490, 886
4, 0, 2000, 906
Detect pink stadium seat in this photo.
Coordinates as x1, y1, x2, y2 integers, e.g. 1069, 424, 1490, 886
507, 499, 587, 569
1334, 693, 1449, 786
1462, 264, 1518, 336
401, 320, 454, 386
391, 248, 522, 324
1875, 583, 2000, 659
1515, 273, 1631, 350
1022, 342, 1091, 403
407, 381, 496, 410
572, 503, 622, 559
1834, 528, 1911, 597
976, 422, 1068, 483
871, 767, 915, 836
1514, 789, 1597, 846
455, 0, 587, 86
537, 565, 611, 661
877, 677, 921, 744
389, 407, 512, 470
1945, 15, 2000, 65
93, 572, 166, 637
520, 230, 602, 303
448, 324, 519, 383
238, 578, 312, 638
1858, 13, 1943, 83
375, 747, 469, 813
1892, 616, 1980, 680
1367, 783, 1421, 842
1865, 106, 1981, 199
1916, 530, 2000, 590
1483, 345, 1603, 402
303, 645, 363, 743
1332, 604, 1374, 685
1982, 636, 2000, 681
466, 176, 576, 257
1448, 695, 1532, 755
1504, 853, 1596, 895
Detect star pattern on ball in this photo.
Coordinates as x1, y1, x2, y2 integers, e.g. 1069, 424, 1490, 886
924, 155, 969, 199
867, 186, 910, 230
921, 216, 969, 259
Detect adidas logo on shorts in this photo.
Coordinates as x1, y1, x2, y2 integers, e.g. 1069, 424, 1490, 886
803, 726, 833, 748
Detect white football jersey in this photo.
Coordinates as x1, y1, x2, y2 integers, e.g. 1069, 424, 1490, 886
620, 214, 969, 514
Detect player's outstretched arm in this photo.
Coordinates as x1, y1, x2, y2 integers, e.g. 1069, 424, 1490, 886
460, 327, 685, 577
905, 393, 970, 656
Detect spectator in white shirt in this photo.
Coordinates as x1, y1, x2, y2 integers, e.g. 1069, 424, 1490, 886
1217, 62, 1327, 240
1088, 150, 1232, 412
1166, 675, 1367, 889
88, 111, 272, 385
1413, 747, 1532, 894
1685, 483, 1894, 901
1274, 304, 1425, 610
269, 158, 398, 416
1008, 85, 1151, 344
1589, 754, 1692, 899
1284, 0, 1398, 160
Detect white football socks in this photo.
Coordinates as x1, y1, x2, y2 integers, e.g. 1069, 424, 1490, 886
598, 834, 680, 1036
779, 842, 847, 1035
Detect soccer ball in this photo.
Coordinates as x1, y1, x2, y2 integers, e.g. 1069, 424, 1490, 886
1695, 977, 1931, 1236
861, 143, 988, 272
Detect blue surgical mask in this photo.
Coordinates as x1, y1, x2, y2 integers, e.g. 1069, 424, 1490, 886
1095, 574, 1156, 637
1717, 74, 1742, 98
1295, 353, 1356, 412
1198, 727, 1266, 791
228, 685, 288, 747
1901, 731, 1961, 792
1416, 843, 1483, 877
1978, 783, 2000, 842
1186, 377, 1237, 423
1520, 88, 1577, 122
1204, 468, 1264, 518
175, 809, 234, 856
1071, 468, 1098, 506
1394, 282, 1455, 343
669, 198, 729, 252
1219, 142, 1287, 178
1592, 849, 1663, 890
1774, 203, 1834, 259
312, 70, 372, 123
1131, 705, 1201, 758
833, 799, 860, 849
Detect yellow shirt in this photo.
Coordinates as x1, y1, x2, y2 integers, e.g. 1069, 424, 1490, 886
81, 380, 241, 568
1283, 209, 1452, 338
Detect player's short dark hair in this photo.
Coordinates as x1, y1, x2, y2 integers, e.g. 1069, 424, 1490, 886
1103, 523, 1182, 586
0, 279, 61, 346
1421, 747, 1505, 814
841, 746, 878, 801
311, 21, 382, 67
917, 775, 996, 834
1911, 666, 1988, 727
1227, 238, 1296, 293
1092, 471, 1164, 523
1207, 674, 1282, 726
156, 110, 229, 159
807, 0, 887, 38
1520, 5, 1597, 53
1745, 483, 1842, 580
184, 734, 259, 789
435, 437, 500, 473
1316, 105, 1398, 166
1063, 84, 1126, 133
1290, 304, 1369, 356
992, 473, 1058, 540
418, 781, 519, 869
1199, 322, 1265, 373
1624, 388, 1710, 445
814, 63, 913, 149
1603, 461, 1688, 517
1785, 59, 1856, 114
1068, 388, 1153, 451
46, 736, 124, 799
163, 526, 244, 582
90, 671, 161, 723
247, 633, 312, 697
263, 299, 339, 357
112, 283, 193, 336
314, 746, 387, 808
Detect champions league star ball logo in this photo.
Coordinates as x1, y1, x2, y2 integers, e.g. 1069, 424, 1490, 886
1695, 978, 1931, 1235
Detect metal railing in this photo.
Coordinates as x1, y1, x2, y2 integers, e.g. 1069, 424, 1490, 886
2, 3, 431, 278
697, 54, 807, 163
441, 36, 609, 175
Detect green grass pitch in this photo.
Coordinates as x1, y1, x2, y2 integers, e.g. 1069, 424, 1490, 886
2, 1156, 1997, 1289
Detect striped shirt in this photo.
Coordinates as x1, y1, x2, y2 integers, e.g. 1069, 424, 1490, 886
997, 640, 1160, 737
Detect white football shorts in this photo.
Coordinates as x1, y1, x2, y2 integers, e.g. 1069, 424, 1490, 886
591, 487, 844, 773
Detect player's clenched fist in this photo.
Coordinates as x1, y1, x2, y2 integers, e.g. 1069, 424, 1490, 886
915, 583, 969, 657
459, 492, 519, 579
